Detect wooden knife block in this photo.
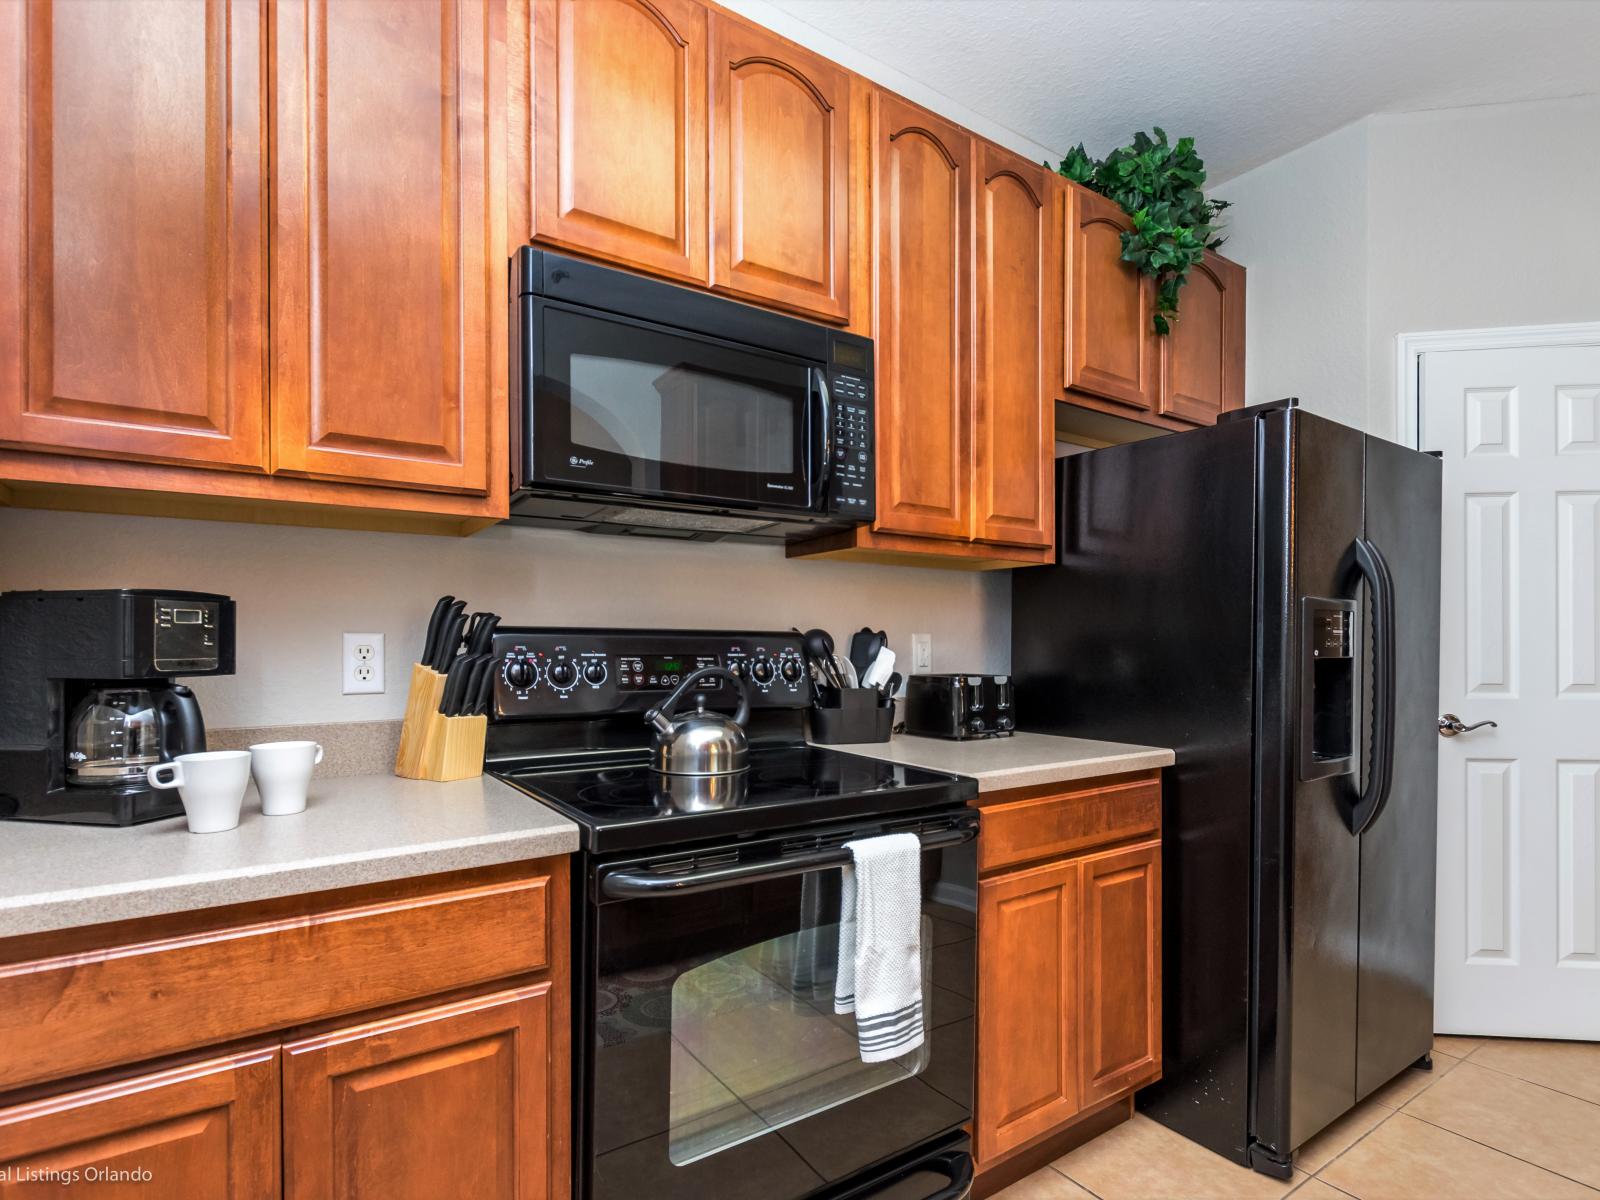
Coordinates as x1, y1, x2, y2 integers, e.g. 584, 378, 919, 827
394, 661, 484, 782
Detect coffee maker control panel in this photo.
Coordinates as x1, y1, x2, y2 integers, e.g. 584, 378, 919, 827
152, 598, 226, 673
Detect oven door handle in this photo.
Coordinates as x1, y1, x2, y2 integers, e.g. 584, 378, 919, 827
599, 824, 976, 900
922, 1150, 975, 1200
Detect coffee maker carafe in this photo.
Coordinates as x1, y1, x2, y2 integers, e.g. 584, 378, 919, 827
0, 590, 236, 825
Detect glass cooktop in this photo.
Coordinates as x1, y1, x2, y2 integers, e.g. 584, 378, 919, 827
492, 743, 974, 853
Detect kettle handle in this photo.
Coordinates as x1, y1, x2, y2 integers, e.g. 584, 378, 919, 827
160, 684, 207, 758
645, 666, 751, 730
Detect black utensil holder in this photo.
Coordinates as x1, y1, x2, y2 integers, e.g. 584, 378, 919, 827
809, 686, 894, 744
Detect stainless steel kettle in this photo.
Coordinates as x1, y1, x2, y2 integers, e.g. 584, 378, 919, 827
645, 666, 751, 776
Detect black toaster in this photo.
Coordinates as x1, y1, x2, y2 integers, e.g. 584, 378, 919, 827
902, 674, 1015, 739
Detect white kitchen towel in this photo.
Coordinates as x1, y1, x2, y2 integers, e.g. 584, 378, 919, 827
833, 832, 925, 1063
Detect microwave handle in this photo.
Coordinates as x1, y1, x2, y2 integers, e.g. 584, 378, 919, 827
813, 367, 833, 498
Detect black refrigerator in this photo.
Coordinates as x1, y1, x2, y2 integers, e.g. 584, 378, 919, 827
1012, 399, 1441, 1178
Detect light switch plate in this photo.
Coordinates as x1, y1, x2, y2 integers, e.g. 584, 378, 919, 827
911, 633, 932, 672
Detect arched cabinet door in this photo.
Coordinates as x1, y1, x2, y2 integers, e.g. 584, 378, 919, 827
1160, 251, 1246, 425
872, 94, 974, 541
709, 15, 851, 322
1063, 184, 1158, 413
532, 0, 708, 284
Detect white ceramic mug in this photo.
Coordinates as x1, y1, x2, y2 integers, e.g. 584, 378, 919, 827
248, 740, 324, 815
147, 750, 252, 833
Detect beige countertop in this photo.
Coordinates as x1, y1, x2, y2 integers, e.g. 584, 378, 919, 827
0, 774, 578, 938
818, 731, 1174, 792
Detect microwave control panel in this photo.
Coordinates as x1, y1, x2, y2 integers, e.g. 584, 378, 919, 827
490, 629, 811, 719
826, 332, 875, 522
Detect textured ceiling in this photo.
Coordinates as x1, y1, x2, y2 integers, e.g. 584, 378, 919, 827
757, 0, 1600, 182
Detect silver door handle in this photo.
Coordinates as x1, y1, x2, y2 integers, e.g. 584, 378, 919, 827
1438, 713, 1498, 738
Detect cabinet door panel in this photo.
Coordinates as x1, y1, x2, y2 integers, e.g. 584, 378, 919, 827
974, 145, 1052, 548
976, 858, 1080, 1164
0, 1049, 279, 1198
710, 16, 849, 321
1080, 839, 1162, 1105
533, 0, 707, 283
873, 94, 972, 541
0, 0, 266, 469
1064, 185, 1157, 412
1161, 253, 1245, 425
284, 985, 557, 1200
273, 0, 495, 492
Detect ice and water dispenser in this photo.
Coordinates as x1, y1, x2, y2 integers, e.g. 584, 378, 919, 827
1299, 598, 1357, 780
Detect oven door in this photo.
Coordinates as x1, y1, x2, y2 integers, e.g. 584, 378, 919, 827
581, 814, 977, 1200
528, 299, 825, 512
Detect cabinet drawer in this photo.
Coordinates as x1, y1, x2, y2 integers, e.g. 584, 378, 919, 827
979, 776, 1160, 873
0, 872, 550, 1093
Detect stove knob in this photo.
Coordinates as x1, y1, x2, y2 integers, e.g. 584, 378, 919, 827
583, 659, 608, 685
751, 657, 775, 684
548, 660, 577, 689
780, 659, 802, 683
727, 660, 743, 679
505, 659, 534, 689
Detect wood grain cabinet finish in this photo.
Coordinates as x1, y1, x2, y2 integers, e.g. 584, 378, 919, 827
871, 93, 974, 542
1079, 839, 1162, 1105
272, 0, 498, 494
1063, 182, 1158, 414
532, 0, 707, 284
0, 1049, 280, 1198
976, 858, 1080, 1164
284, 985, 559, 1200
709, 15, 850, 322
973, 144, 1054, 549
1160, 252, 1246, 425
0, 0, 267, 471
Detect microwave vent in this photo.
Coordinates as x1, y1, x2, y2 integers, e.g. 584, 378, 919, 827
592, 506, 779, 535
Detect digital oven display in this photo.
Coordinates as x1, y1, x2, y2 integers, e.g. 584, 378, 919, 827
615, 653, 721, 690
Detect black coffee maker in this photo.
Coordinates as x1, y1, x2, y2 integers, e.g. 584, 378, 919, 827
0, 589, 237, 825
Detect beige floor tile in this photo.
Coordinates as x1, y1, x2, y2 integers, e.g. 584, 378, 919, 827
1289, 1180, 1354, 1200
994, 1167, 1096, 1199
1403, 1061, 1600, 1189
1432, 1034, 1485, 1059
1293, 1096, 1391, 1172
1469, 1038, 1600, 1105
1052, 1113, 1309, 1200
1365, 1051, 1461, 1109
1319, 1111, 1596, 1200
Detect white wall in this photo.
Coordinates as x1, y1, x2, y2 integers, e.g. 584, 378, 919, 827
0, 510, 1009, 729
1215, 94, 1600, 439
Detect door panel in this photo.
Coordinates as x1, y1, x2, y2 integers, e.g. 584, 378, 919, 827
272, 0, 495, 493
973, 145, 1052, 548
1079, 840, 1161, 1105
1425, 344, 1600, 1039
0, 0, 266, 469
976, 858, 1079, 1163
532, 0, 707, 284
710, 16, 850, 322
872, 93, 972, 541
284, 985, 556, 1200
0, 1049, 279, 1198
1064, 185, 1156, 412
1160, 253, 1245, 425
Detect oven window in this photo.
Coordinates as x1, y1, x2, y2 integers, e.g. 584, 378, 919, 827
667, 913, 933, 1166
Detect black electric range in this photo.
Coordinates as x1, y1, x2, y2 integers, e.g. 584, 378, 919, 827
483, 628, 979, 1200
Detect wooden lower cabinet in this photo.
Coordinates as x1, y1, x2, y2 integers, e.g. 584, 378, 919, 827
284, 985, 559, 1200
0, 1049, 280, 1198
973, 775, 1163, 1176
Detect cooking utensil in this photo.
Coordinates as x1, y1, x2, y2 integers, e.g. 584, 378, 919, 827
801, 628, 843, 689
645, 666, 752, 776
882, 671, 903, 700
421, 595, 454, 663
861, 646, 896, 690
833, 652, 858, 688
848, 628, 886, 681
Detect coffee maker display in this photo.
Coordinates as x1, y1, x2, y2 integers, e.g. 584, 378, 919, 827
0, 589, 236, 825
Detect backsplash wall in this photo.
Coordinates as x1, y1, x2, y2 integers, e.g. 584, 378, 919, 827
0, 509, 1011, 729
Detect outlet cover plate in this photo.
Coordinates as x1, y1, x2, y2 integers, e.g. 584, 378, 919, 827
342, 632, 385, 695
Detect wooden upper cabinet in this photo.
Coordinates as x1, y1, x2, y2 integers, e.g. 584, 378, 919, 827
973, 144, 1053, 549
976, 857, 1080, 1164
271, 0, 497, 494
1160, 251, 1245, 425
0, 0, 267, 470
872, 93, 973, 542
0, 1049, 280, 1197
709, 15, 850, 322
533, 0, 707, 283
1064, 182, 1158, 413
284, 985, 558, 1200
1079, 839, 1162, 1106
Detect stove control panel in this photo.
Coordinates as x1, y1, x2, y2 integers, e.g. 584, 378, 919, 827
491, 628, 812, 719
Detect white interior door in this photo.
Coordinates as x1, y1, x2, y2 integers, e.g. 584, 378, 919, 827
1423, 345, 1600, 1038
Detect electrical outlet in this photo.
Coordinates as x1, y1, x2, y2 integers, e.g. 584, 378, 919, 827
342, 632, 385, 695
911, 633, 932, 672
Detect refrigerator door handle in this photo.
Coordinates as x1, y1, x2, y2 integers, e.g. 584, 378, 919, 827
1344, 537, 1396, 835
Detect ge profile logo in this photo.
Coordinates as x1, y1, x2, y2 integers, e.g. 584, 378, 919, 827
568, 455, 595, 469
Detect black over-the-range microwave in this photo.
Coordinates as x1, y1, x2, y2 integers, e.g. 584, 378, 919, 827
509, 249, 875, 541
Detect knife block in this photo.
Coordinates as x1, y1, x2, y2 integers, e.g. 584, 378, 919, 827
394, 661, 446, 778
407, 711, 488, 783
